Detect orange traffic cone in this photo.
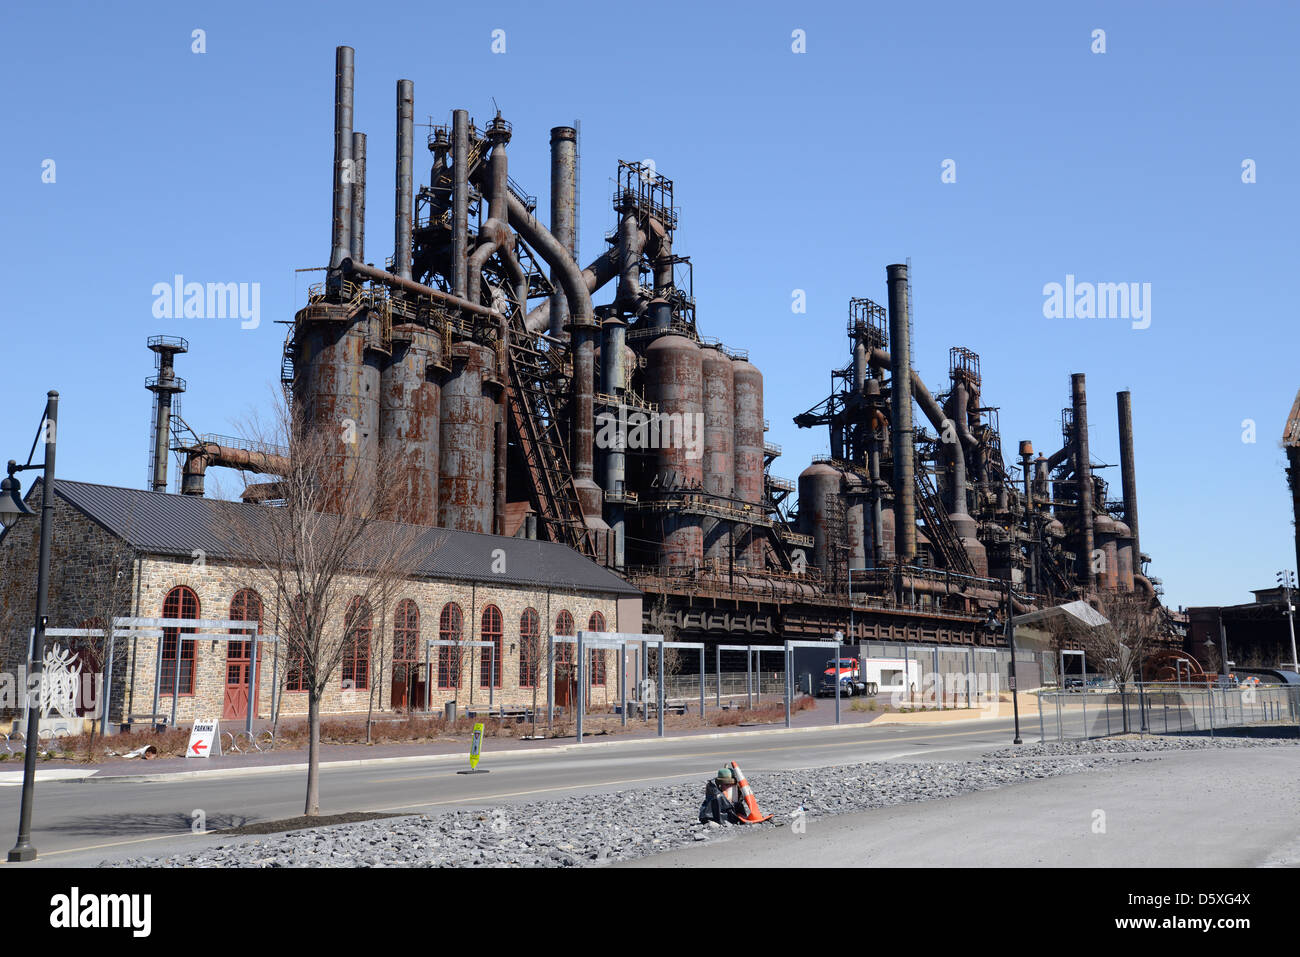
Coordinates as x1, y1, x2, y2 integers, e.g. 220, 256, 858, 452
729, 761, 773, 824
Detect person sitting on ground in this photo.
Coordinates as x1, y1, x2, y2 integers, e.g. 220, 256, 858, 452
698, 766, 742, 824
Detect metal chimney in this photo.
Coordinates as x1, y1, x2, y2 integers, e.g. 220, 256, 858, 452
550, 126, 577, 339
1071, 373, 1095, 587
350, 131, 366, 263
451, 109, 469, 298
395, 79, 414, 280
329, 46, 355, 271
886, 263, 916, 564
146, 336, 188, 493
1116, 390, 1140, 560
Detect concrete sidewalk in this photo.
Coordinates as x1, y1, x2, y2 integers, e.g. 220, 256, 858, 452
621, 747, 1300, 867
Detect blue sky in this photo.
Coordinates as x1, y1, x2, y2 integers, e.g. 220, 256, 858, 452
3, 0, 1297, 610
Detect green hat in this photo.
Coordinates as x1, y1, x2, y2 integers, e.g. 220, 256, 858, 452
715, 767, 734, 781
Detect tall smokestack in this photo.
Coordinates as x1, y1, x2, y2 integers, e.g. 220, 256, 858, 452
451, 109, 469, 298
330, 46, 355, 271
1116, 390, 1140, 562
886, 263, 916, 564
1072, 373, 1095, 588
550, 127, 577, 339
350, 131, 366, 262
394, 80, 414, 280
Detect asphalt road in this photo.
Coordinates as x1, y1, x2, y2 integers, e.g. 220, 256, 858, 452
0, 715, 1032, 867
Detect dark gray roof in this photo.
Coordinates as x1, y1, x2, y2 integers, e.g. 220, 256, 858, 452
43, 479, 639, 597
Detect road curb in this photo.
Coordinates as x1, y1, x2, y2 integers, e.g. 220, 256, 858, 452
84, 718, 884, 784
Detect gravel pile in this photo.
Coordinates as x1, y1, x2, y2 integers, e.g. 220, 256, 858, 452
101, 757, 1106, 868
986, 733, 1300, 759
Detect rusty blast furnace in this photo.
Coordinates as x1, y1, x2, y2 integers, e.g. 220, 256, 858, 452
165, 46, 1163, 647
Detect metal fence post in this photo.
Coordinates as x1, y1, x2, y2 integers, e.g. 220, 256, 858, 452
656, 642, 664, 738
746, 648, 753, 709
784, 644, 792, 729
576, 633, 584, 744
715, 646, 721, 709
1037, 691, 1046, 743
699, 647, 705, 720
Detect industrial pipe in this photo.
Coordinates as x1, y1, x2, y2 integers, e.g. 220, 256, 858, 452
350, 132, 366, 263
329, 46, 355, 270
616, 212, 645, 308
523, 246, 622, 333
395, 79, 414, 280
340, 258, 501, 319
181, 443, 290, 497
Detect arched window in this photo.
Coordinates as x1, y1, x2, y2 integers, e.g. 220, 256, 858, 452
480, 605, 502, 688
285, 593, 309, 692
519, 608, 540, 688
588, 611, 607, 686
161, 586, 200, 696
438, 602, 463, 689
554, 610, 574, 678
229, 588, 263, 663
393, 599, 419, 666
343, 597, 371, 691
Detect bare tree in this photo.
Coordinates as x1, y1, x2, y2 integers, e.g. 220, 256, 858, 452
216, 398, 437, 816
68, 532, 137, 759
1079, 591, 1162, 690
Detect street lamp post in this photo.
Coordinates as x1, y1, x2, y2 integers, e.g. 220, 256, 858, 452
1277, 570, 1298, 673
986, 580, 1022, 745
3, 391, 59, 862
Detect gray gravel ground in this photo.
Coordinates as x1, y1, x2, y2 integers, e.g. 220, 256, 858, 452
102, 756, 1113, 868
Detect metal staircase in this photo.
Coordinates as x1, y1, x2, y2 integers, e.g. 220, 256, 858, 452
915, 466, 976, 576
504, 323, 594, 557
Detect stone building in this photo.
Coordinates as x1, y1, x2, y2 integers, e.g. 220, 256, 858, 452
0, 480, 641, 730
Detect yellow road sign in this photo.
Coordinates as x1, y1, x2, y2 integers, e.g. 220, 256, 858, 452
469, 722, 485, 770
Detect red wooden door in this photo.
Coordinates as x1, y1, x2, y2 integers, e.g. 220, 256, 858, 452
223, 640, 259, 720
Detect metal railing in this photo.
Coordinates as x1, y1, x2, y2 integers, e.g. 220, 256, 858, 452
1036, 684, 1300, 742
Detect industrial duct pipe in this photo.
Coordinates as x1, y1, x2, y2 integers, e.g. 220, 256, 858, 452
1071, 373, 1096, 588
340, 259, 500, 320
329, 46, 355, 271
394, 79, 414, 280
181, 443, 290, 497
505, 188, 602, 524
887, 263, 915, 564
523, 246, 622, 333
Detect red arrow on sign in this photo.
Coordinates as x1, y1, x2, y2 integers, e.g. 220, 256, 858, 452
191, 740, 208, 755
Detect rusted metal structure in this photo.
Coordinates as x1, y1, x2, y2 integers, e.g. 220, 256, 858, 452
150, 45, 1167, 654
